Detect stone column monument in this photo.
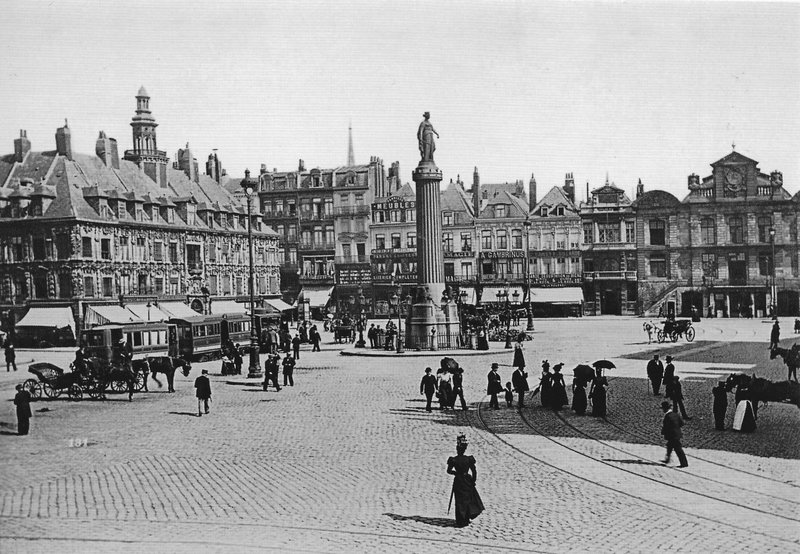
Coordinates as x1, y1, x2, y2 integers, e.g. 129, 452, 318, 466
407, 112, 460, 350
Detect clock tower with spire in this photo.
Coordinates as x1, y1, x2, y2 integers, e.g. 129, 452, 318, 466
123, 86, 169, 187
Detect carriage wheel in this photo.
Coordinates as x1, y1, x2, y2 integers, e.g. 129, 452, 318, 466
670, 331, 679, 342
68, 384, 83, 401
23, 379, 41, 400
656, 330, 665, 343
42, 383, 61, 398
685, 327, 696, 342
88, 384, 106, 399
111, 380, 127, 392
134, 373, 146, 392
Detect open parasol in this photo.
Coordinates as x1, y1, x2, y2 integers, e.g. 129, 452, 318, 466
592, 359, 616, 370
573, 364, 595, 383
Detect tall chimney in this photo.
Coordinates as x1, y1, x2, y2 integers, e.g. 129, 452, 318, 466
96, 131, 120, 169
586, 182, 590, 204
563, 172, 575, 203
472, 166, 480, 217
298, 159, 306, 172
528, 173, 537, 211
55, 119, 72, 160
14, 129, 31, 162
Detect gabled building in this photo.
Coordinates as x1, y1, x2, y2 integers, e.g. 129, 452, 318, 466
441, 177, 478, 296
580, 176, 638, 315
527, 174, 584, 316
0, 89, 280, 343
638, 150, 799, 318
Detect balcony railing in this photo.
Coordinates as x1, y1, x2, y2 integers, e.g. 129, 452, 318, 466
299, 211, 334, 222
583, 271, 638, 280
334, 255, 369, 264
480, 273, 526, 283
333, 205, 371, 217
278, 236, 299, 246
300, 273, 335, 281
299, 241, 336, 251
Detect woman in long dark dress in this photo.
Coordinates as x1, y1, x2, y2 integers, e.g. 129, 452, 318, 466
512, 336, 526, 370
571, 377, 587, 415
589, 374, 608, 418
539, 360, 552, 408
550, 363, 569, 411
476, 327, 489, 351
447, 434, 484, 527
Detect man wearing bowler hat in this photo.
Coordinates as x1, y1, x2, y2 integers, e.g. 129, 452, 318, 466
486, 363, 502, 409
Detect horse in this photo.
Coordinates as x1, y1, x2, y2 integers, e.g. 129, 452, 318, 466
724, 373, 800, 418
770, 345, 800, 382
85, 356, 138, 401
145, 356, 192, 393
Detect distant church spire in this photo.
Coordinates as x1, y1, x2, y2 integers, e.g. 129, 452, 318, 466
347, 121, 355, 166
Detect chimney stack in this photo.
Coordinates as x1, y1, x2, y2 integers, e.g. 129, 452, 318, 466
206, 151, 222, 182
528, 173, 537, 211
55, 120, 72, 160
14, 130, 31, 162
298, 159, 305, 172
95, 131, 120, 169
586, 182, 590, 204
472, 166, 480, 217
563, 172, 575, 204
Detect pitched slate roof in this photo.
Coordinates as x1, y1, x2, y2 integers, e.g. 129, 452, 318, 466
441, 180, 474, 222
532, 186, 579, 216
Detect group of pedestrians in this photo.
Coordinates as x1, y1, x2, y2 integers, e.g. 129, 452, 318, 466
646, 354, 691, 419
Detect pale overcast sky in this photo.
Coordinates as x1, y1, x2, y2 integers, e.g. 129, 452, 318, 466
2, 0, 798, 201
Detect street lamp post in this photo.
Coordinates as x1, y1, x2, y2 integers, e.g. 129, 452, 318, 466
355, 287, 366, 348
523, 218, 534, 332
769, 226, 776, 317
241, 170, 261, 379
496, 281, 512, 349
390, 284, 406, 353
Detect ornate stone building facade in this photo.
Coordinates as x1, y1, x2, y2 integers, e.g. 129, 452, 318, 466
258, 155, 387, 316
0, 89, 280, 338
636, 151, 800, 317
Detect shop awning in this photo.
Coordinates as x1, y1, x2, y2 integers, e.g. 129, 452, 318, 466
263, 298, 295, 312
530, 287, 584, 304
17, 307, 76, 336
481, 286, 525, 303
159, 302, 202, 319
85, 305, 143, 327
125, 303, 170, 322
210, 300, 247, 315
299, 287, 333, 308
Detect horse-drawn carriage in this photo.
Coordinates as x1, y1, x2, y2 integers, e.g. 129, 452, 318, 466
656, 319, 695, 343
22, 362, 105, 401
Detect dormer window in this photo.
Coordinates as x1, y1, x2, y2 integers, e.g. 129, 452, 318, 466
495, 205, 506, 218
346, 171, 356, 185
442, 212, 454, 226
186, 203, 196, 225
556, 206, 565, 216
541, 207, 549, 217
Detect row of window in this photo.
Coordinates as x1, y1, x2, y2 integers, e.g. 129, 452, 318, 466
374, 232, 417, 250
373, 208, 416, 224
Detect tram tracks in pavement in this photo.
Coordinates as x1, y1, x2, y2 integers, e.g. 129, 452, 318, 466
601, 375, 800, 489
472, 397, 800, 547
547, 408, 800, 515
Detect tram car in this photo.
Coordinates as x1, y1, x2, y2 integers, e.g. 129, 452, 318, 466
79, 321, 178, 363
169, 313, 252, 362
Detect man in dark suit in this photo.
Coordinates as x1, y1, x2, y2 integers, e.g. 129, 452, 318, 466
282, 353, 295, 386
367, 324, 377, 349
292, 334, 301, 360
194, 369, 212, 417
663, 355, 676, 398
660, 400, 688, 467
451, 365, 468, 411
646, 354, 664, 396
420, 367, 438, 412
712, 381, 727, 430
511, 365, 530, 409
14, 384, 32, 435
669, 375, 692, 420
487, 363, 502, 409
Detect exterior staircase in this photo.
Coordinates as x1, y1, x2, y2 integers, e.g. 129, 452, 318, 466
641, 283, 683, 317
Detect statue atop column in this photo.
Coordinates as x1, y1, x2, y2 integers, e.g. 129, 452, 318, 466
417, 111, 439, 163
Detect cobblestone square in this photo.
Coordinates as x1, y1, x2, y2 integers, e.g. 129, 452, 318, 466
1, 317, 799, 552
